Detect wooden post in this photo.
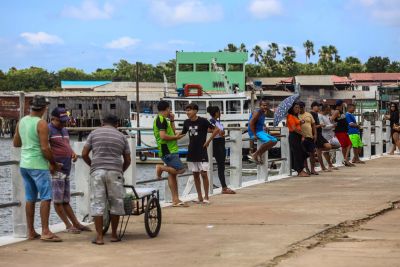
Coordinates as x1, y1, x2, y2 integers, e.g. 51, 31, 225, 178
11, 147, 27, 238
229, 130, 242, 188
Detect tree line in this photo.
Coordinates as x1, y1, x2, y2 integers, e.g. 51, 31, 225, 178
0, 40, 399, 92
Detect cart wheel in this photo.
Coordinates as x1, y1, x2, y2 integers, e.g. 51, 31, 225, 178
139, 153, 147, 161
144, 197, 161, 238
102, 202, 111, 235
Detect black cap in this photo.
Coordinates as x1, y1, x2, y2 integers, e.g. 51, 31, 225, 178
298, 101, 305, 108
30, 95, 50, 110
311, 101, 322, 108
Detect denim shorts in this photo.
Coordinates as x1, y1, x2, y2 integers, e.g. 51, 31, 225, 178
20, 168, 52, 202
162, 153, 185, 171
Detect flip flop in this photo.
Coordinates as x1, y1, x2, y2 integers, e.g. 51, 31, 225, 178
172, 201, 189, 207
202, 199, 210, 204
79, 225, 92, 232
65, 227, 81, 234
91, 238, 104, 245
41, 235, 62, 242
247, 155, 261, 164
28, 233, 41, 240
110, 238, 121, 242
222, 188, 236, 194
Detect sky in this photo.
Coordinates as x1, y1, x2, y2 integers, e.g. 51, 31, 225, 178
0, 0, 399, 72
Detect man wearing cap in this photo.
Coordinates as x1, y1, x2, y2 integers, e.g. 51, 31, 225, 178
331, 100, 355, 167
49, 107, 91, 234
13, 95, 62, 242
82, 114, 131, 245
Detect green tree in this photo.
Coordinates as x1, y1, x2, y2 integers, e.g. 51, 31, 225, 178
239, 43, 248, 52
91, 68, 115, 80
58, 67, 89, 81
268, 42, 280, 58
113, 59, 134, 81
224, 43, 238, 52
388, 61, 400, 72
303, 40, 315, 63
365, 56, 390, 72
250, 45, 263, 64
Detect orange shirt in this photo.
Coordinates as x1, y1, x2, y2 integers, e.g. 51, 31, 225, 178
287, 114, 301, 132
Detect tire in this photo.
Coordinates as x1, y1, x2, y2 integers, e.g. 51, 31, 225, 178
102, 202, 111, 235
139, 153, 147, 161
144, 197, 162, 238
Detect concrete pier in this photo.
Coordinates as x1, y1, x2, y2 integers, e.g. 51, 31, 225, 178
1, 156, 400, 267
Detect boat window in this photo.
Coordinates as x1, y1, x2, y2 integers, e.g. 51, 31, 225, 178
228, 64, 243, 71
196, 64, 209, 72
179, 64, 194, 72
191, 101, 207, 113
175, 100, 189, 113
209, 101, 224, 114
226, 100, 241, 114
212, 63, 226, 71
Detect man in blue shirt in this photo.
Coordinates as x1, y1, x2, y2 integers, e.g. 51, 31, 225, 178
346, 104, 365, 164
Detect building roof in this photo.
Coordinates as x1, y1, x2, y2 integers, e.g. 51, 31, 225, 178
61, 80, 111, 89
295, 75, 334, 86
332, 90, 376, 100
350, 73, 400, 81
94, 82, 175, 92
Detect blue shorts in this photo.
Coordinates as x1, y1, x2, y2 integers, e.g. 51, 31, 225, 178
250, 131, 277, 144
20, 168, 52, 202
162, 153, 185, 171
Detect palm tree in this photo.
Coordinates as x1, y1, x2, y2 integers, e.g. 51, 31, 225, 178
225, 43, 238, 52
239, 43, 248, 52
328, 45, 340, 63
250, 45, 263, 64
282, 46, 296, 64
303, 40, 315, 63
318, 46, 330, 63
268, 42, 280, 58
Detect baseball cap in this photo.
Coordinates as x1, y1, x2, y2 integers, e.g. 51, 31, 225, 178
51, 107, 70, 122
30, 95, 50, 110
335, 99, 344, 106
311, 101, 322, 108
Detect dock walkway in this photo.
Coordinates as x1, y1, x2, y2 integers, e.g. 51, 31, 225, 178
1, 156, 400, 267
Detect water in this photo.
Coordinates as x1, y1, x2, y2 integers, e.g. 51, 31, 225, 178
0, 138, 258, 236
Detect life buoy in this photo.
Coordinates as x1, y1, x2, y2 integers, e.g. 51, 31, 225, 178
184, 84, 203, 97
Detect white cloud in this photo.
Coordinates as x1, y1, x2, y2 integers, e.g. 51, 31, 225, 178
149, 0, 223, 25
61, 0, 114, 20
105, 37, 140, 49
352, 0, 400, 26
20, 32, 63, 45
248, 0, 282, 19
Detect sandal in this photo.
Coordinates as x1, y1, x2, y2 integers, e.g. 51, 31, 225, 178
222, 188, 236, 194
172, 202, 189, 207
78, 225, 92, 232
65, 227, 81, 234
91, 238, 104, 245
28, 233, 41, 240
41, 235, 62, 242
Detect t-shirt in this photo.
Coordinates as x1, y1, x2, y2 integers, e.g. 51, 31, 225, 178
182, 117, 213, 162
310, 111, 322, 136
209, 118, 224, 139
286, 114, 301, 132
299, 112, 315, 138
318, 114, 335, 141
48, 123, 73, 175
84, 126, 130, 174
334, 111, 348, 133
346, 112, 360, 135
153, 115, 179, 157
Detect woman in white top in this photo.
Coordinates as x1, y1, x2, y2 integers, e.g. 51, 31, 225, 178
318, 104, 339, 170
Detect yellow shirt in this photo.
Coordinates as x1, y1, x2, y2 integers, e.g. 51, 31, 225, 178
299, 112, 315, 138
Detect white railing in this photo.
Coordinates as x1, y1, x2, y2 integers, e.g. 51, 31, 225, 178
0, 120, 392, 238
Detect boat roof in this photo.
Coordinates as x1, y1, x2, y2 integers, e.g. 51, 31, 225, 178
163, 92, 248, 100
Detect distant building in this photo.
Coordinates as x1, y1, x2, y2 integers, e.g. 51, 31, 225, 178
61, 81, 112, 91
175, 51, 248, 92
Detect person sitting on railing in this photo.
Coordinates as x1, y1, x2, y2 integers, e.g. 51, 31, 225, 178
248, 97, 278, 164
385, 103, 400, 155
318, 104, 339, 170
346, 104, 365, 164
181, 103, 220, 204
81, 114, 131, 245
48, 107, 91, 234
13, 95, 62, 242
153, 100, 188, 207
207, 106, 235, 194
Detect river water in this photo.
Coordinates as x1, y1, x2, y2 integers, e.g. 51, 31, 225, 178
0, 138, 257, 236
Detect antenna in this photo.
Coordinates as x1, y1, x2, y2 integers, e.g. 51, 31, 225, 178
211, 58, 231, 94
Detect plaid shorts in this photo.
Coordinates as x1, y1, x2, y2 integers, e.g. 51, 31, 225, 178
51, 171, 70, 204
90, 169, 125, 216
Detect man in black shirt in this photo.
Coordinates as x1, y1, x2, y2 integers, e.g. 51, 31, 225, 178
181, 103, 220, 204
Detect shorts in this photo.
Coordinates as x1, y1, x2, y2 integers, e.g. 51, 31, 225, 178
187, 162, 209, 173
315, 134, 329, 149
51, 172, 71, 204
253, 131, 278, 144
349, 134, 363, 148
162, 153, 185, 171
335, 132, 352, 148
90, 169, 125, 216
302, 137, 316, 153
20, 168, 52, 202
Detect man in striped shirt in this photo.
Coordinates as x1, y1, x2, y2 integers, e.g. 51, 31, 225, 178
82, 115, 131, 245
